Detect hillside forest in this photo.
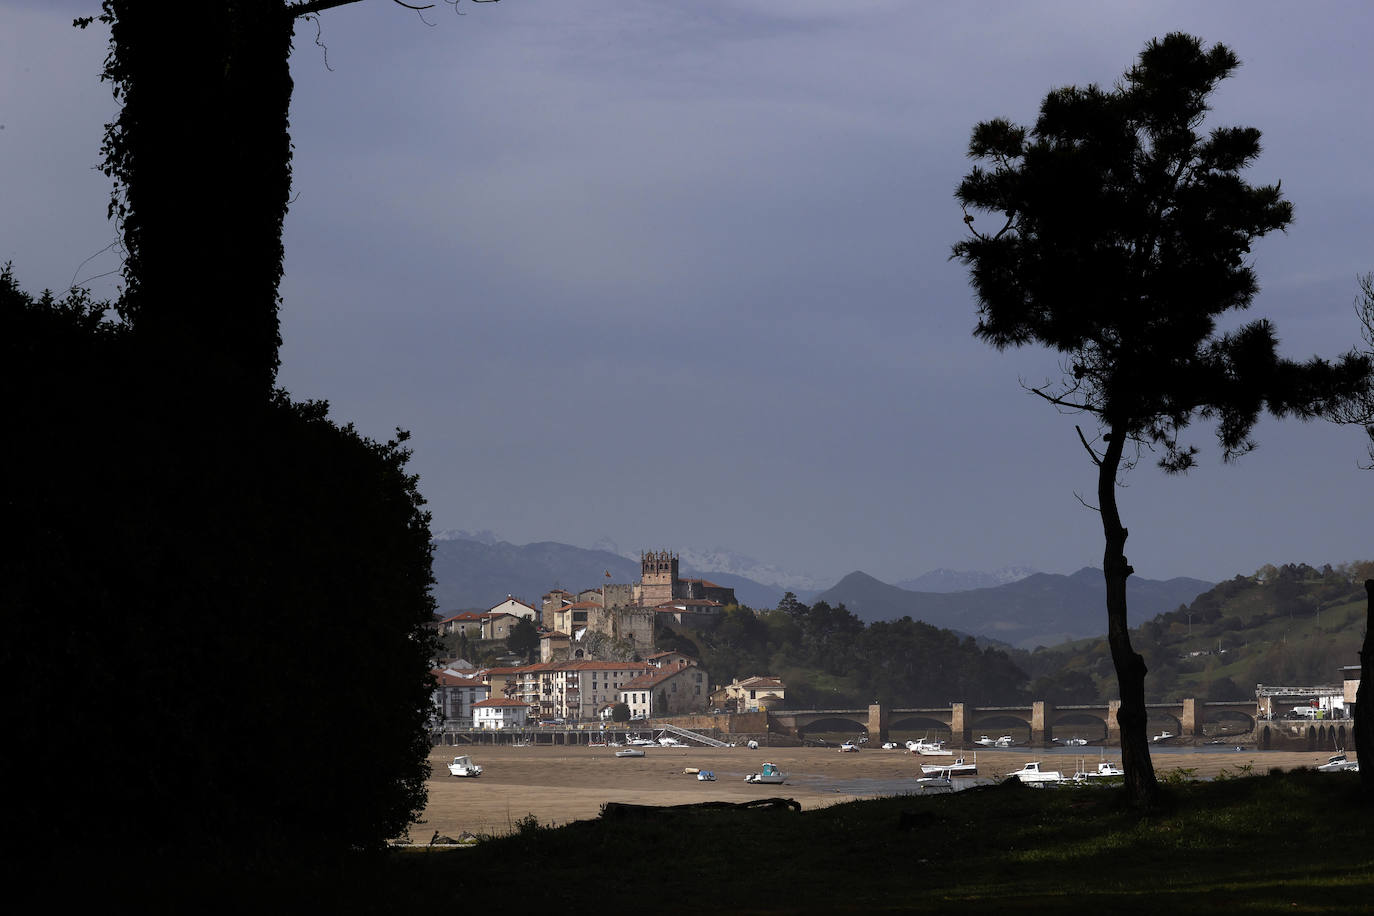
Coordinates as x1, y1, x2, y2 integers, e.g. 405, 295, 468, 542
645, 561, 1371, 709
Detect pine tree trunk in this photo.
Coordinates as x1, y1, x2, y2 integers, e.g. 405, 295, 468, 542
1099, 429, 1159, 806
1356, 579, 1372, 795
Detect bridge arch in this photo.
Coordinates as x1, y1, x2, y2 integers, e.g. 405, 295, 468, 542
796, 716, 868, 741
889, 715, 952, 739
1147, 711, 1182, 738
1200, 708, 1256, 738
968, 714, 1031, 743
1049, 712, 1109, 742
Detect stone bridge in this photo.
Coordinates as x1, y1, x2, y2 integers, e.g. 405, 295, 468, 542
767, 699, 1260, 746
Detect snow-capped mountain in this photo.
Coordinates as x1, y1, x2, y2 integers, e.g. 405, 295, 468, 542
895, 566, 1039, 593
589, 538, 829, 593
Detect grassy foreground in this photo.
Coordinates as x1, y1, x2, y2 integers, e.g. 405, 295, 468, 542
50, 768, 1372, 913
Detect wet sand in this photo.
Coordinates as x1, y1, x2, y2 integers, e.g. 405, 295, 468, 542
412, 744, 1348, 840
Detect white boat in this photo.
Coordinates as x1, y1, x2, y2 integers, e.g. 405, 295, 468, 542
994, 735, 1015, 748
1317, 751, 1358, 773
881, 742, 900, 750
915, 773, 953, 789
696, 770, 717, 781
921, 754, 976, 777
839, 741, 860, 753
658, 736, 686, 747
745, 762, 786, 784
1060, 737, 1088, 747
1152, 731, 1175, 743
974, 735, 997, 747
1072, 759, 1125, 781
907, 737, 953, 756
1005, 761, 1064, 784
447, 755, 483, 777
615, 747, 645, 758
627, 736, 655, 746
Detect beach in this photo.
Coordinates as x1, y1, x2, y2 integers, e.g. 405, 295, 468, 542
412, 743, 1348, 840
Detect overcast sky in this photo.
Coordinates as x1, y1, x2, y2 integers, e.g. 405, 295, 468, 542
3, 1, 1372, 586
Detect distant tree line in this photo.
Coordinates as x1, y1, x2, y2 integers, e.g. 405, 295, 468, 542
658, 594, 1030, 708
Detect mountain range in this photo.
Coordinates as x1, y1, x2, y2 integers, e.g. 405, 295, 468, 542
429, 534, 1212, 648
815, 568, 1214, 649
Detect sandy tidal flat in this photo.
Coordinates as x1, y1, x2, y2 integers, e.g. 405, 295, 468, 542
411, 744, 1348, 840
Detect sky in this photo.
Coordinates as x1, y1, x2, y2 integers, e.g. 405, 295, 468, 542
3, 1, 1372, 587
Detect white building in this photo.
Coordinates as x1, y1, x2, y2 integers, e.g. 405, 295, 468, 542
430, 669, 489, 729
472, 696, 531, 730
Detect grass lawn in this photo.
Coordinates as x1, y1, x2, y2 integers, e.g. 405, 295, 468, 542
50, 768, 1371, 913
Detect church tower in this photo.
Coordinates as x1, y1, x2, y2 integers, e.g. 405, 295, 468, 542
637, 549, 679, 606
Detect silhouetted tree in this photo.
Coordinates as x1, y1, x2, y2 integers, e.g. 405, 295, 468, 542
77, 0, 498, 405
953, 33, 1372, 806
506, 617, 540, 661
5, 0, 503, 867
5, 262, 438, 854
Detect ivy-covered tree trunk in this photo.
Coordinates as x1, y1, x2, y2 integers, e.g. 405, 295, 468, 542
103, 0, 294, 403
1099, 428, 1159, 806
1357, 579, 1373, 795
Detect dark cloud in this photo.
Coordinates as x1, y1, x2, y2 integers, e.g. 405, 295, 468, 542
4, 1, 1371, 583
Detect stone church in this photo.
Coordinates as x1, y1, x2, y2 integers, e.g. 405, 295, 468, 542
538, 549, 737, 662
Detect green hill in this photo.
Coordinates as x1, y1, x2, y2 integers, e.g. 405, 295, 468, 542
1020, 562, 1371, 702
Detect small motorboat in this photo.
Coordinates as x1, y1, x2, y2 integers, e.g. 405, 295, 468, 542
696, 770, 716, 781
745, 762, 786, 784
447, 755, 483, 778
1005, 761, 1064, 785
615, 747, 645, 758
1317, 751, 1358, 772
1152, 731, 1176, 743
921, 754, 976, 777
915, 773, 953, 790
1072, 759, 1125, 782
907, 737, 953, 756
839, 741, 860, 753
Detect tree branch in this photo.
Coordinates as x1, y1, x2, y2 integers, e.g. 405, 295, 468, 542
289, 0, 499, 19
1023, 381, 1092, 413
1075, 424, 1103, 467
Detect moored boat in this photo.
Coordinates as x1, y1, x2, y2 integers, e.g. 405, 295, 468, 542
447, 755, 483, 777
907, 736, 954, 756
921, 754, 976, 777
1005, 760, 1064, 784
745, 761, 786, 784
1317, 751, 1358, 772
1072, 758, 1124, 782
615, 747, 645, 758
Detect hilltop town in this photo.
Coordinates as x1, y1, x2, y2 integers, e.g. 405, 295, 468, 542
429, 550, 785, 732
